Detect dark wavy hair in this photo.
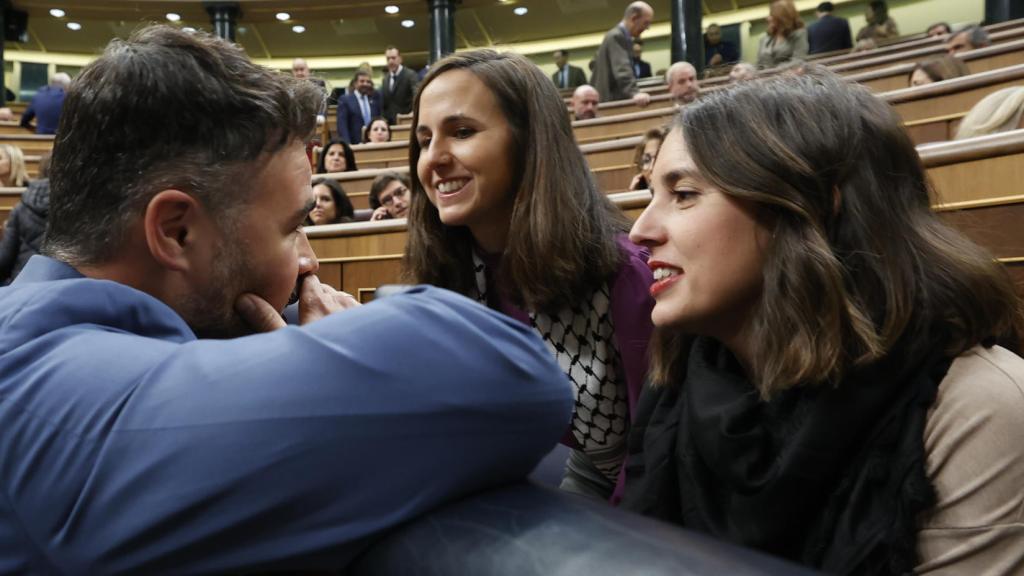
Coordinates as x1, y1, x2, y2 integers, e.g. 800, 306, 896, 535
45, 25, 321, 265
316, 139, 358, 174
650, 67, 1022, 397
306, 177, 354, 225
402, 50, 629, 313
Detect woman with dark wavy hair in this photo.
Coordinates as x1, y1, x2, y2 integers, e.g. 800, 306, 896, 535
625, 68, 1024, 574
404, 49, 655, 502
315, 139, 357, 174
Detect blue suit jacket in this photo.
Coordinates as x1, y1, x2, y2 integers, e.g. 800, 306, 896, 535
807, 14, 853, 54
0, 256, 571, 573
336, 91, 382, 144
20, 86, 65, 135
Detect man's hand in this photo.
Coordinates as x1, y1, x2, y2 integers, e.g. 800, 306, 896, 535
709, 54, 724, 66
235, 274, 360, 333
370, 206, 390, 221
632, 91, 651, 107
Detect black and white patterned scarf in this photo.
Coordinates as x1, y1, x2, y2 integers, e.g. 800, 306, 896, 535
472, 252, 629, 480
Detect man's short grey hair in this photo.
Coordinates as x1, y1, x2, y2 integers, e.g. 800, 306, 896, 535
665, 61, 696, 83
955, 24, 991, 48
50, 72, 71, 88
624, 1, 652, 20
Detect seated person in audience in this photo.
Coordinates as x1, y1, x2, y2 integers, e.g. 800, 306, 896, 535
927, 22, 952, 37
947, 24, 991, 54
362, 116, 392, 143
0, 154, 50, 285
955, 86, 1024, 139
306, 177, 355, 225
757, 0, 809, 69
406, 50, 655, 503
852, 37, 877, 52
316, 138, 358, 174
704, 24, 740, 68
571, 84, 601, 120
0, 143, 30, 187
0, 26, 572, 573
632, 39, 652, 79
666, 62, 700, 106
624, 67, 1024, 575
20, 72, 70, 135
856, 0, 899, 41
729, 62, 759, 82
908, 55, 969, 86
628, 127, 664, 191
369, 171, 410, 221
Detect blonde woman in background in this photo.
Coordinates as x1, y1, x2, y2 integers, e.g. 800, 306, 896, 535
0, 144, 30, 188
955, 86, 1024, 140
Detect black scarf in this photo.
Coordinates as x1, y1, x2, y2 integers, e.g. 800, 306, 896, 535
622, 337, 951, 575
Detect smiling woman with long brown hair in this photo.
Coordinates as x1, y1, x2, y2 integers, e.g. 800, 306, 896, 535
403, 50, 655, 502
624, 68, 1024, 574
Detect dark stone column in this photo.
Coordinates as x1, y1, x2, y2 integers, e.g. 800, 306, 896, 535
986, 0, 1024, 22
670, 0, 703, 74
204, 2, 240, 42
428, 0, 457, 64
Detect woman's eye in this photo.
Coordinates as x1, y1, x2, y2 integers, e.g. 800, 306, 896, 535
454, 127, 475, 139
671, 189, 699, 204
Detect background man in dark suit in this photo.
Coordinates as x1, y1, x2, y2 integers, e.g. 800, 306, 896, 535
551, 49, 587, 90
337, 71, 381, 144
591, 1, 653, 106
704, 24, 739, 67
380, 46, 418, 124
632, 40, 652, 79
807, 2, 853, 54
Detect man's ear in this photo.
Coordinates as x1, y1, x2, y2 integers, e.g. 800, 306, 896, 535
143, 190, 205, 273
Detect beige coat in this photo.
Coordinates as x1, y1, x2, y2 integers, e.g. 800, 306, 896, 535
916, 345, 1024, 574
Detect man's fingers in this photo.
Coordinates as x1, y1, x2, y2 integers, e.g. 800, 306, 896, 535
297, 274, 361, 324
235, 293, 287, 332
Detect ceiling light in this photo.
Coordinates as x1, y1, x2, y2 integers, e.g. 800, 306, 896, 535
66, 22, 82, 30
183, 26, 197, 33
292, 25, 306, 33
166, 13, 181, 22
401, 19, 415, 28
49, 8, 66, 18
276, 12, 290, 21
385, 5, 400, 14
514, 7, 528, 15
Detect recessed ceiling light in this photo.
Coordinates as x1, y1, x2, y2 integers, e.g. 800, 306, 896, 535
292, 25, 306, 33
401, 19, 415, 28
66, 21, 82, 30
276, 12, 290, 21
183, 26, 197, 33
49, 8, 66, 18
385, 5, 400, 14
514, 7, 528, 15
166, 13, 181, 22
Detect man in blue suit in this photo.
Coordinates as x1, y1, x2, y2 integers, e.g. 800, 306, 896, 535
0, 25, 571, 574
807, 2, 853, 54
337, 70, 382, 144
